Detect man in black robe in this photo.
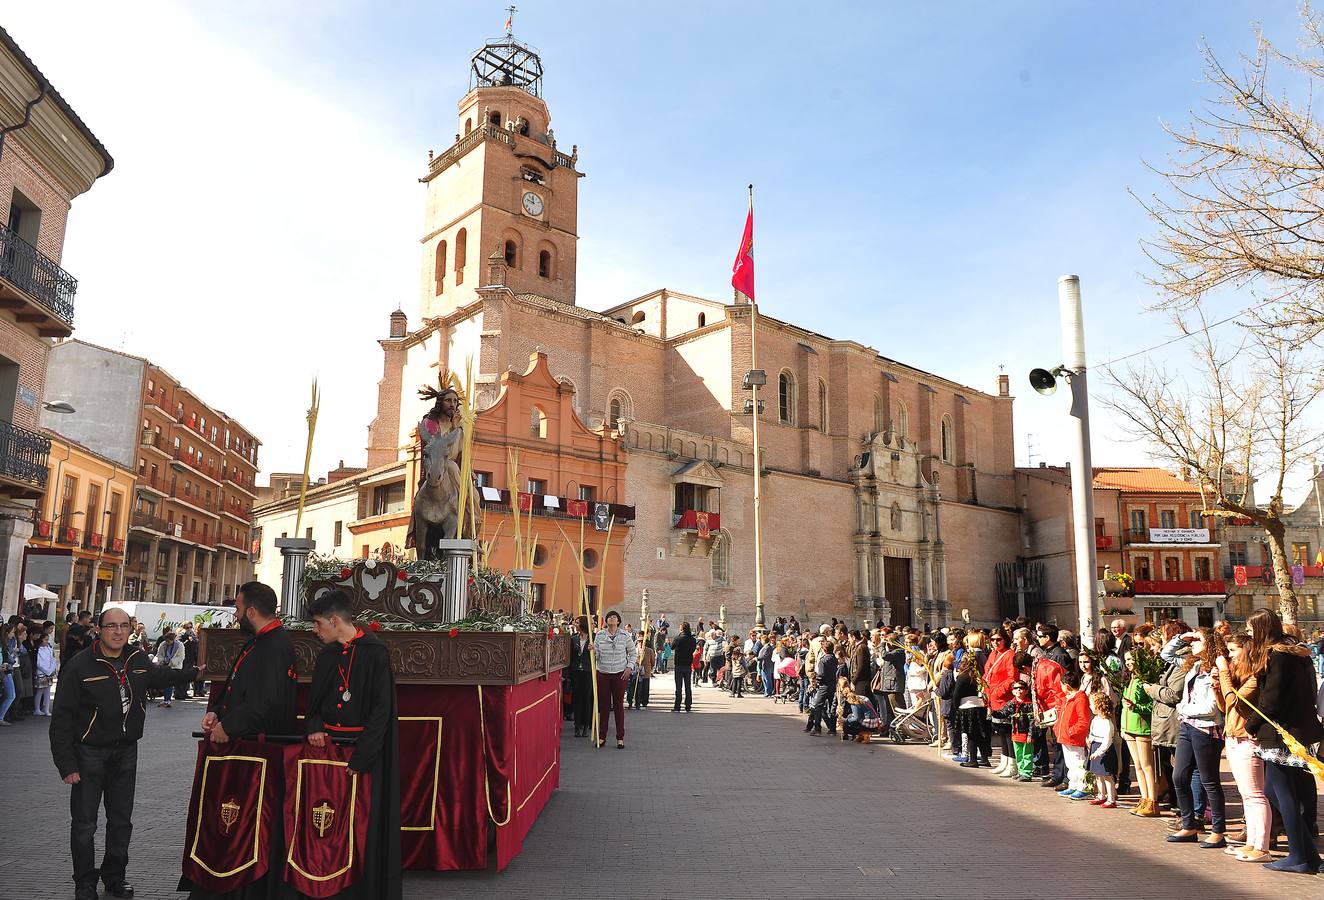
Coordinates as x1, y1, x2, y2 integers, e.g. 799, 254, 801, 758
182, 581, 297, 900
305, 589, 401, 900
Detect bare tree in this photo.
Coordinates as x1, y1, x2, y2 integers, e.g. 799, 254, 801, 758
1107, 316, 1323, 624
1136, 8, 1324, 343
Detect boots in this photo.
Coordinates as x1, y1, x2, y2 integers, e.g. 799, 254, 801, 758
1132, 799, 1160, 817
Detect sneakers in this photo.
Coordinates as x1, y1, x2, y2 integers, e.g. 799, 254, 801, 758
1067, 790, 1089, 800
951, 755, 969, 764
1016, 775, 1034, 783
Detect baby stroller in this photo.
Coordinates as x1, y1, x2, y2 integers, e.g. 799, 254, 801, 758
774, 657, 800, 704
887, 694, 935, 745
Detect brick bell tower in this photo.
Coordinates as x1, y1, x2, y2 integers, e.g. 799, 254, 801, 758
417, 32, 582, 319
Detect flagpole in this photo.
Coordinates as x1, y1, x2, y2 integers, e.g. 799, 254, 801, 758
747, 184, 766, 629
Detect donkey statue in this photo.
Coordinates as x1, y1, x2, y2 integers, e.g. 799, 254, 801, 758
410, 423, 464, 560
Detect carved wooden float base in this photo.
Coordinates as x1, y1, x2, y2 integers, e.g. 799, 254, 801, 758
200, 628, 570, 685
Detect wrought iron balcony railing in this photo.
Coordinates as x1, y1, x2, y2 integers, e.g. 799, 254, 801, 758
0, 224, 76, 326
0, 419, 50, 491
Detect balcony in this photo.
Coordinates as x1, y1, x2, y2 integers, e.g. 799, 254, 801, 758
220, 504, 251, 524
673, 509, 720, 532
129, 510, 170, 534
136, 470, 168, 496
110, 537, 125, 554
1134, 579, 1226, 596
84, 532, 104, 550
140, 430, 170, 457
0, 224, 77, 337
35, 518, 52, 539
0, 419, 50, 499
225, 470, 258, 499
170, 483, 218, 515
1095, 535, 1115, 550
1225, 564, 1324, 582
172, 445, 221, 484
180, 526, 214, 548
55, 525, 81, 546
1128, 527, 1215, 545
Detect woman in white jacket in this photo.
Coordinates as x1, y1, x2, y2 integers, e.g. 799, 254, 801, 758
33, 629, 57, 715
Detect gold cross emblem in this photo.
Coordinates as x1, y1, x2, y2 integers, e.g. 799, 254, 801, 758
311, 801, 336, 837
219, 798, 240, 835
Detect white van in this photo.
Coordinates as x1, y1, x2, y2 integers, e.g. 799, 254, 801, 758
102, 601, 236, 640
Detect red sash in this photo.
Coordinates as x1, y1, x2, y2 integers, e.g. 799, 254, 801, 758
283, 742, 372, 898
181, 740, 283, 893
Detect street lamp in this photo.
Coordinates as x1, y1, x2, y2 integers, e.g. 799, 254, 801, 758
1029, 276, 1099, 638
43, 400, 76, 414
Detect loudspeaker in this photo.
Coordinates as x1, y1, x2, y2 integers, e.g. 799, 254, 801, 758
1028, 368, 1058, 396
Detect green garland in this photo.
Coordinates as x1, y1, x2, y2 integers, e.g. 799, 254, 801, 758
293, 554, 540, 633
1131, 644, 1167, 683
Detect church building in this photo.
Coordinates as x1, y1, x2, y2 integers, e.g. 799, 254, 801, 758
367, 35, 1023, 630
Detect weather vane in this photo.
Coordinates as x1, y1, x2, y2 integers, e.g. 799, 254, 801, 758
504, 5, 517, 36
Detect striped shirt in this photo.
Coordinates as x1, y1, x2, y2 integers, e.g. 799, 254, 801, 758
593, 628, 638, 675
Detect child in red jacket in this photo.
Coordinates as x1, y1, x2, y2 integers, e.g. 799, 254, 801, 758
1055, 669, 1092, 800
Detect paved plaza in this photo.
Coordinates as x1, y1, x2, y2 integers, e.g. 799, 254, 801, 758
3, 675, 1322, 899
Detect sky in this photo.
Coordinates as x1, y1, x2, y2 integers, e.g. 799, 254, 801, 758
6, 1, 1319, 497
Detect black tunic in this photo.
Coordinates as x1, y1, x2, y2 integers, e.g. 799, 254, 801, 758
305, 630, 402, 900
182, 622, 299, 900
209, 622, 298, 738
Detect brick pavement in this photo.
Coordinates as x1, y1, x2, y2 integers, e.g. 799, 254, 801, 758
3, 677, 1322, 899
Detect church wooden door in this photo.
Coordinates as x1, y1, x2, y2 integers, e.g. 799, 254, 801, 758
884, 557, 912, 627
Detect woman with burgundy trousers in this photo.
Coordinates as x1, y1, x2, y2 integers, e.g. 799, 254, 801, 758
593, 611, 638, 748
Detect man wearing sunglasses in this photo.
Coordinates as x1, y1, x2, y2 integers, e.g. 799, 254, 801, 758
49, 605, 199, 900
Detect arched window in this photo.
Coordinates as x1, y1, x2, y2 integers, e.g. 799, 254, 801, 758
873, 394, 883, 434
606, 391, 631, 430
778, 371, 796, 424
631, 310, 646, 325
710, 530, 731, 586
895, 401, 908, 439
463, 118, 472, 135
817, 379, 828, 432
538, 249, 551, 278
504, 239, 518, 268
434, 241, 447, 295
454, 228, 467, 286
530, 405, 547, 439
940, 415, 954, 463
697, 312, 706, 327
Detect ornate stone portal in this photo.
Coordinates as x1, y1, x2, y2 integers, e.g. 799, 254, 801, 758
849, 429, 950, 628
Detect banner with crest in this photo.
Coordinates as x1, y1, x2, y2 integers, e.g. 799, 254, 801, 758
283, 741, 372, 897
180, 740, 284, 894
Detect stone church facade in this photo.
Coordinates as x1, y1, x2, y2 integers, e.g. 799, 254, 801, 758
367, 36, 1022, 631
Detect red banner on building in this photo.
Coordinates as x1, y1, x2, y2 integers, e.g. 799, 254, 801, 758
566, 499, 588, 517
517, 492, 532, 512
283, 743, 371, 898
1233, 565, 1247, 587
695, 511, 711, 539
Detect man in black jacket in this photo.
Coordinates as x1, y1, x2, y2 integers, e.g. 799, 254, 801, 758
671, 622, 697, 712
178, 621, 201, 699
49, 606, 198, 900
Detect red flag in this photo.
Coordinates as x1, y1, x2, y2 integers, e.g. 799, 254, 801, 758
517, 492, 532, 512
1233, 565, 1247, 587
566, 499, 588, 517
695, 511, 711, 540
731, 204, 754, 301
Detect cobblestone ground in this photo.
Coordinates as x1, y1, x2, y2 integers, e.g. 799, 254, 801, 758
3, 676, 1322, 899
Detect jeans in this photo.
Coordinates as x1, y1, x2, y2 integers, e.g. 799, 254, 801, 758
798, 676, 809, 712
70, 742, 138, 890
1263, 760, 1322, 869
808, 683, 835, 732
761, 668, 774, 696
0, 672, 14, 721
162, 685, 174, 703
1173, 722, 1225, 832
673, 668, 692, 711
